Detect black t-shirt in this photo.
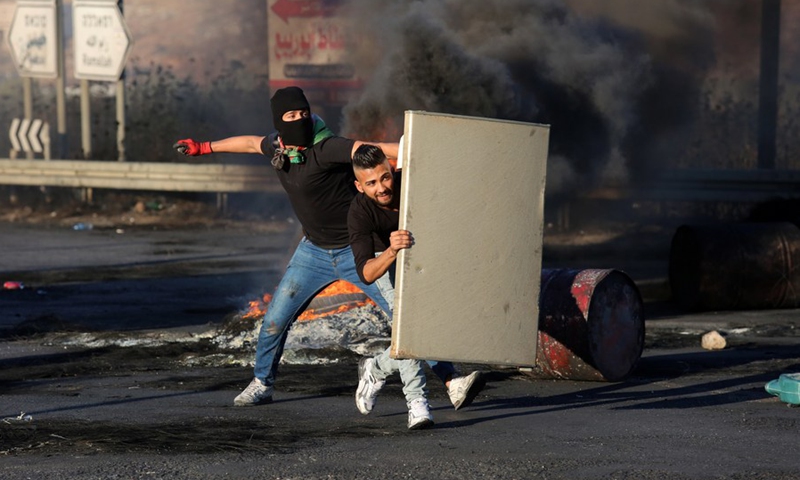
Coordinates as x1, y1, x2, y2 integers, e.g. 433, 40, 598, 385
261, 135, 357, 248
347, 171, 402, 285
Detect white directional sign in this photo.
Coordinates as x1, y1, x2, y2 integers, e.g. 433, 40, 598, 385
9, 118, 51, 157
6, 0, 59, 78
73, 0, 132, 81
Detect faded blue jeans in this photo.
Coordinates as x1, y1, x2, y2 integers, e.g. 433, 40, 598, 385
253, 237, 456, 388
370, 256, 427, 403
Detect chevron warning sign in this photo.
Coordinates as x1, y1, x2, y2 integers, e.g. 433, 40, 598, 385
9, 118, 51, 159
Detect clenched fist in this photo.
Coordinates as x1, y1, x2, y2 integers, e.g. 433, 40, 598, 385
173, 138, 212, 156
389, 230, 414, 255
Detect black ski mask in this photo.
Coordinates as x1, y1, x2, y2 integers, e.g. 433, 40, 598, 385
270, 87, 314, 147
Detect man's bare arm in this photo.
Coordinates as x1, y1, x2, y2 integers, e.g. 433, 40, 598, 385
361, 230, 413, 283
210, 135, 266, 154
174, 135, 266, 157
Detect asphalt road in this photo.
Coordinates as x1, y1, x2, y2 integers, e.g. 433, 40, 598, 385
1, 220, 799, 480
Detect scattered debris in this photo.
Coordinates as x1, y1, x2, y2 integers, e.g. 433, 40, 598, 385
728, 327, 751, 335
46, 330, 215, 349
72, 222, 93, 231
765, 373, 800, 406
701, 330, 727, 350
3, 412, 33, 424
213, 304, 391, 361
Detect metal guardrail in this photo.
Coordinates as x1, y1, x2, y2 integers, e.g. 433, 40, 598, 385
0, 159, 281, 193
0, 160, 798, 204
583, 168, 800, 203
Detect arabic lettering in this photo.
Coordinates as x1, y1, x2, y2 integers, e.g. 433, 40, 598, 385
273, 24, 347, 61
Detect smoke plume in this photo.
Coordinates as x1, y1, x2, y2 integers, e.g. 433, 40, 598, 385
340, 0, 716, 194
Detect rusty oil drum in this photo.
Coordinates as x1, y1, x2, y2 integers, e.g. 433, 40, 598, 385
528, 269, 645, 382
668, 222, 800, 311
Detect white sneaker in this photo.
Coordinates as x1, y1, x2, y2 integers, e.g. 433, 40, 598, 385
355, 357, 385, 415
447, 371, 486, 410
233, 377, 274, 406
407, 398, 434, 430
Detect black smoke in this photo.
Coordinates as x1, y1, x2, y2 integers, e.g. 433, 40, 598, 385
339, 0, 716, 194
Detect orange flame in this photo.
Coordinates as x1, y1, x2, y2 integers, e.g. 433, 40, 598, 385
242, 280, 375, 322
243, 293, 273, 320
315, 280, 365, 295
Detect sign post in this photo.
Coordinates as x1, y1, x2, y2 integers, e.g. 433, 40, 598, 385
72, 0, 132, 82
72, 0, 132, 161
6, 0, 59, 79
9, 118, 51, 160
55, 0, 67, 159
7, 0, 60, 160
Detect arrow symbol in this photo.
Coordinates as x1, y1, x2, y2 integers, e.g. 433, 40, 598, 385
9, 118, 21, 152
28, 119, 43, 153
8, 117, 50, 155
40, 122, 51, 156
18, 118, 31, 153
271, 0, 341, 23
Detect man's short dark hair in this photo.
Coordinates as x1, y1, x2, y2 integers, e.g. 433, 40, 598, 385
352, 144, 386, 170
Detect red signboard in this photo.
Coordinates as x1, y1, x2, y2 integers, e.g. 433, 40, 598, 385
267, 0, 361, 106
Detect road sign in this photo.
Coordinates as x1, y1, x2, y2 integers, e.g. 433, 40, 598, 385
267, 0, 360, 105
6, 0, 59, 78
9, 117, 51, 158
73, 0, 132, 81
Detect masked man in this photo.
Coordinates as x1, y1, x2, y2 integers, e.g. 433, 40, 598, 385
175, 87, 484, 411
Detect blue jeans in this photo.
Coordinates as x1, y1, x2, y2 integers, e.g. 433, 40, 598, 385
254, 237, 456, 387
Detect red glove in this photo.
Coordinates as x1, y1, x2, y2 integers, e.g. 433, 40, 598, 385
173, 138, 212, 156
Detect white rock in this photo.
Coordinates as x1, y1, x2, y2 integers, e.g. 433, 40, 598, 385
701, 330, 727, 350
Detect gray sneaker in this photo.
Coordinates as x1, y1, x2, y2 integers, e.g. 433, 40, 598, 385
407, 398, 434, 430
233, 377, 274, 406
355, 357, 385, 415
447, 371, 486, 410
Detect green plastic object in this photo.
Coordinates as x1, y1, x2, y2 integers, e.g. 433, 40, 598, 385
765, 373, 800, 405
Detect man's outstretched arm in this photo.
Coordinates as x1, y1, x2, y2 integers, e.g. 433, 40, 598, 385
174, 136, 267, 156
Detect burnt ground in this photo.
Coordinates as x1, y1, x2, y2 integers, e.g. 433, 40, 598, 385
1, 189, 800, 479
2, 338, 799, 459
0, 343, 508, 456
2, 335, 800, 479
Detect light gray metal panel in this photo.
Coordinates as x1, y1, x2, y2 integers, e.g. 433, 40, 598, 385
390, 111, 549, 366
